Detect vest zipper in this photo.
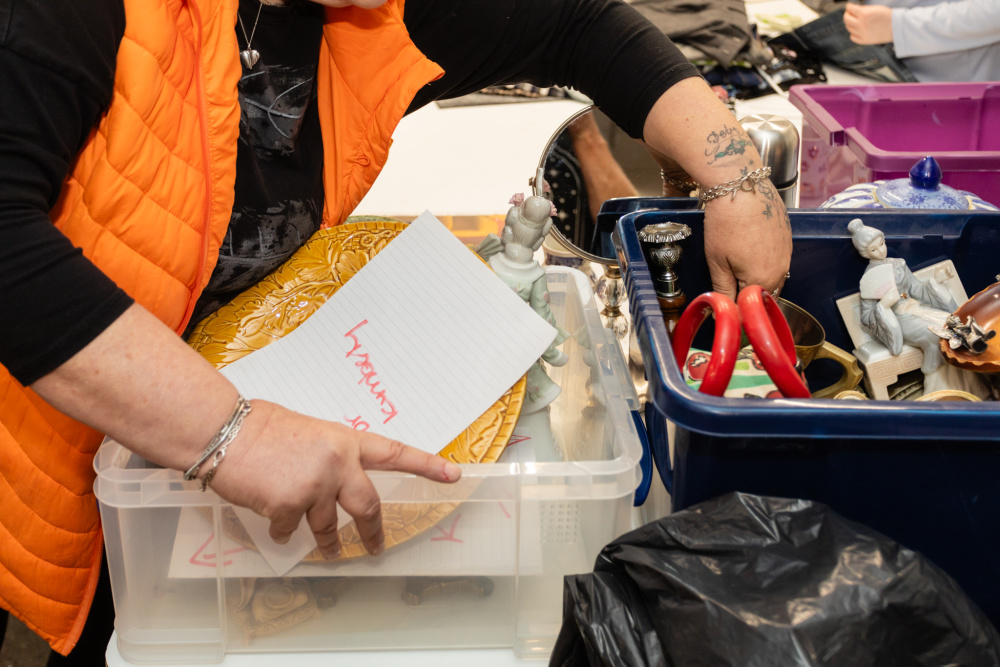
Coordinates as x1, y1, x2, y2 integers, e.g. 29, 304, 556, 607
178, 0, 214, 335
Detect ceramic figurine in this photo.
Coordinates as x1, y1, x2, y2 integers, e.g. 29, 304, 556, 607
849, 219, 989, 397
823, 156, 999, 211
476, 194, 570, 414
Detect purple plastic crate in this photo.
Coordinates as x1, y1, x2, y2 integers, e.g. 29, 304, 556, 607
791, 82, 1000, 207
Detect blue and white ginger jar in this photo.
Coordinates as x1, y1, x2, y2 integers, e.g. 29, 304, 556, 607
821, 156, 998, 211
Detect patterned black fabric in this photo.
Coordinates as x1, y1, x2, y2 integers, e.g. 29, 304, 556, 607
186, 0, 326, 330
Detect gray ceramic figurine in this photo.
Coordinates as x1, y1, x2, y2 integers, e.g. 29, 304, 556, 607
477, 194, 570, 414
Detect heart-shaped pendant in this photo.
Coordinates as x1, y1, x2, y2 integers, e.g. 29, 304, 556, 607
240, 49, 260, 69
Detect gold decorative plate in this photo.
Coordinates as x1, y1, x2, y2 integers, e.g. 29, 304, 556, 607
188, 220, 525, 561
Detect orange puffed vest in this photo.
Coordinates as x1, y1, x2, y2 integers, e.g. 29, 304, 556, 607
0, 0, 442, 654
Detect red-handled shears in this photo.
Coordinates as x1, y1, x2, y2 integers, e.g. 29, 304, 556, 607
672, 285, 810, 398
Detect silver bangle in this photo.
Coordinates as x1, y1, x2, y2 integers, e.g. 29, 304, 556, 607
184, 395, 253, 491
698, 166, 772, 207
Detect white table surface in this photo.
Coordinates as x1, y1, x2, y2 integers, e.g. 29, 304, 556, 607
353, 99, 587, 218
106, 2, 871, 664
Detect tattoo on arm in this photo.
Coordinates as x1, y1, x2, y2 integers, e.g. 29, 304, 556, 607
756, 177, 791, 229
739, 165, 790, 228
704, 125, 753, 165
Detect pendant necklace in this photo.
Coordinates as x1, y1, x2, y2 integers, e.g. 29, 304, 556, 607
238, 2, 264, 69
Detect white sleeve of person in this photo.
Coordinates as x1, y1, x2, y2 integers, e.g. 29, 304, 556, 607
891, 0, 1000, 57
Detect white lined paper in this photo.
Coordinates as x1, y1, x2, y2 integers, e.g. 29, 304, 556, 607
219, 210, 556, 455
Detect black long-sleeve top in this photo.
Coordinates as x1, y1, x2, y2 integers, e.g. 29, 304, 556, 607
0, 0, 698, 385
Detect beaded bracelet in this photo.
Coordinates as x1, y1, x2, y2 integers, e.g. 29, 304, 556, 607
698, 166, 772, 207
184, 395, 253, 491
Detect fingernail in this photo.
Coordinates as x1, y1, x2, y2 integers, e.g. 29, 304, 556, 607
371, 539, 385, 556
444, 462, 461, 481
274, 535, 289, 545
325, 545, 342, 560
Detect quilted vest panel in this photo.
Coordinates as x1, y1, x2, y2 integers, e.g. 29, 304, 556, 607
0, 0, 239, 654
0, 0, 440, 654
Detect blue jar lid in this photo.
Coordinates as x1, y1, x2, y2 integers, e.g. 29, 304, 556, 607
874, 156, 969, 209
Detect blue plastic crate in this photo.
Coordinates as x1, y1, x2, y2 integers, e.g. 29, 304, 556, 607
615, 203, 1000, 625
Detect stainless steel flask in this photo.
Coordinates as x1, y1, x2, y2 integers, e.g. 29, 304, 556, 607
739, 114, 800, 208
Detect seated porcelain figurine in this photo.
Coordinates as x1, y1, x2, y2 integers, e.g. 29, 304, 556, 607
477, 194, 570, 413
849, 218, 988, 397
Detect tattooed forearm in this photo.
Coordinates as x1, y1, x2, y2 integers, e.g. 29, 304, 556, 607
736, 165, 790, 228
704, 125, 753, 165
755, 176, 791, 230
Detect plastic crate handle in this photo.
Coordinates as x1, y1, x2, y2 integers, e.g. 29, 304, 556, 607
632, 409, 653, 506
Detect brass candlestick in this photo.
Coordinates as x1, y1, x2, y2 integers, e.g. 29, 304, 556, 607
638, 222, 692, 337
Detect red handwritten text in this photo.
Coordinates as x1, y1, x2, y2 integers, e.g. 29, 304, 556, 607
189, 532, 248, 568
344, 415, 370, 432
431, 515, 463, 543
344, 320, 399, 424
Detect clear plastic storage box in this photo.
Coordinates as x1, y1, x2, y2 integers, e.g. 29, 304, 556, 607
95, 268, 642, 663
792, 82, 1000, 207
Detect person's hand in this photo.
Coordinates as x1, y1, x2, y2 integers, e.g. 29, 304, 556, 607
702, 181, 792, 300
641, 79, 791, 299
844, 3, 894, 45
209, 400, 461, 559
934, 264, 956, 284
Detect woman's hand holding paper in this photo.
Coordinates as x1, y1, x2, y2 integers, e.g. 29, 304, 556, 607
31, 303, 461, 561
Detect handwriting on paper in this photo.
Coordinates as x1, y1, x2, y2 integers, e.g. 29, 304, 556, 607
344, 415, 370, 431
344, 320, 399, 424
218, 211, 558, 457
189, 532, 248, 568
431, 515, 464, 543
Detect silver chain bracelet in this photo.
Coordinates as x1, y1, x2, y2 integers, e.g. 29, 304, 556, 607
659, 169, 698, 194
698, 166, 772, 207
184, 395, 253, 491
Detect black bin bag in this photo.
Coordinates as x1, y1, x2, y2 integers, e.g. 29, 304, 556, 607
550, 493, 1000, 666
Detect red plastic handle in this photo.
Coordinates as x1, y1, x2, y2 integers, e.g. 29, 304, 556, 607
736, 286, 811, 399
672, 292, 742, 396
